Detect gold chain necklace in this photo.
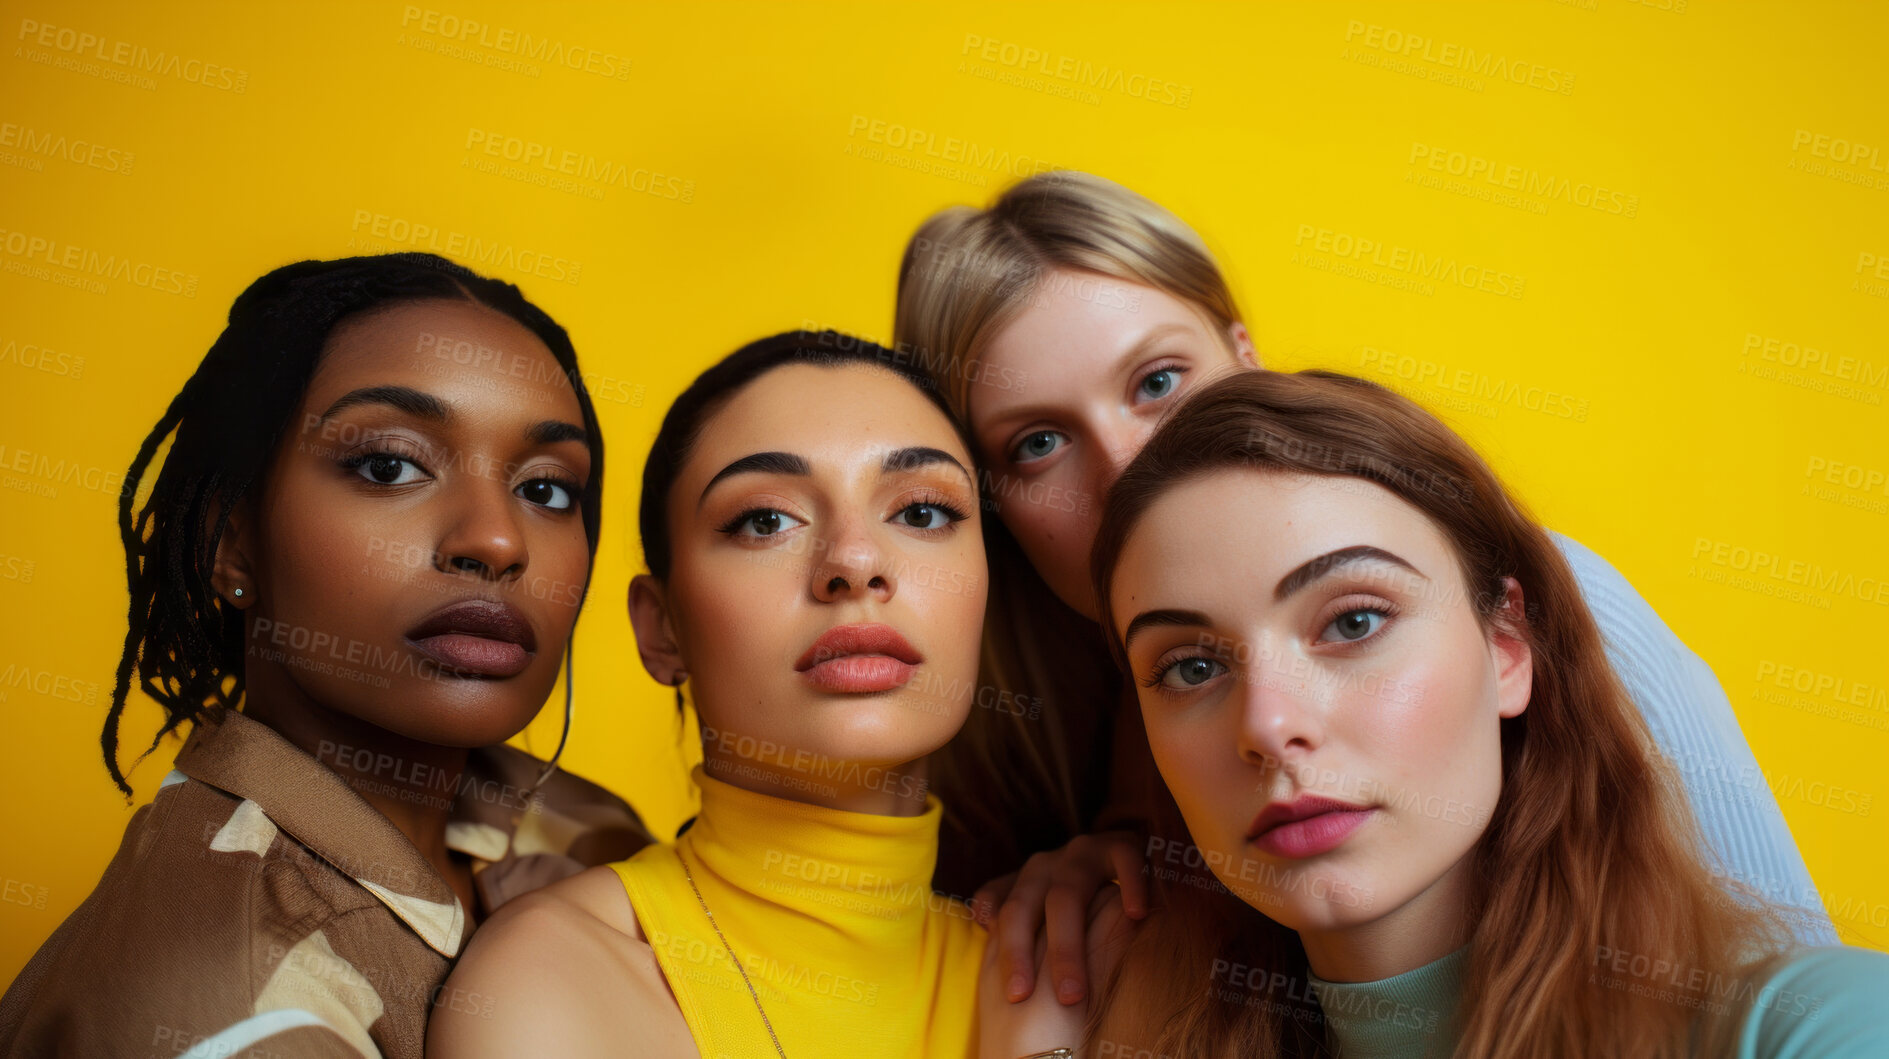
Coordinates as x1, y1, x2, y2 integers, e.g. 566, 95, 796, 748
679, 855, 788, 1059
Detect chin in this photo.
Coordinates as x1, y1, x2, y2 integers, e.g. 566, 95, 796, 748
372, 687, 544, 749
1218, 855, 1386, 931
803, 702, 959, 761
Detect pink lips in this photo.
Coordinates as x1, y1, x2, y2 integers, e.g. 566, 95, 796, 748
794, 623, 923, 694
1247, 795, 1375, 859
403, 599, 537, 679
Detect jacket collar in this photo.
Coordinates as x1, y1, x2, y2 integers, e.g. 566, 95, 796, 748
173, 708, 468, 957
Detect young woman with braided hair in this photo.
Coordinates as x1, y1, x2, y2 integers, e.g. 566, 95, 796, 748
0, 254, 649, 1058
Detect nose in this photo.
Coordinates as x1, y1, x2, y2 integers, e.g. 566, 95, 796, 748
1234, 649, 1326, 770
809, 513, 894, 603
1091, 419, 1150, 496
434, 471, 529, 582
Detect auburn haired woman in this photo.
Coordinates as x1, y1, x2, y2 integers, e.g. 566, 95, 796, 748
0, 255, 649, 1058
1083, 369, 1887, 1057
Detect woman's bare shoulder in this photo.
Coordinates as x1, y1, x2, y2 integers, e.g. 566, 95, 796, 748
429, 865, 697, 1058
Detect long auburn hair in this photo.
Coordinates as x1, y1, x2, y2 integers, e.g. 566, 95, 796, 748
1086, 369, 1790, 1058
895, 171, 1246, 895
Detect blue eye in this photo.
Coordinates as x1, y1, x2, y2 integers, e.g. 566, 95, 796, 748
1321, 609, 1387, 643
1137, 368, 1182, 401
894, 502, 962, 530
721, 508, 806, 539
350, 452, 428, 486
1151, 657, 1226, 690
1011, 430, 1066, 464
517, 479, 579, 511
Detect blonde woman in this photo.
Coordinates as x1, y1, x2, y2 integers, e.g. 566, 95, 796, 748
898, 172, 1835, 1008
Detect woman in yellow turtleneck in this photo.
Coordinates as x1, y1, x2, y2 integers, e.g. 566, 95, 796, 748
430, 332, 1079, 1059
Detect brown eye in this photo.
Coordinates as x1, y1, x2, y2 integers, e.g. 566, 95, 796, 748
720, 508, 805, 538
351, 453, 426, 485
517, 479, 578, 511
895, 503, 956, 530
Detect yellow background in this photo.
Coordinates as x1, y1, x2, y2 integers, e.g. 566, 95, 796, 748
2, 1, 1885, 980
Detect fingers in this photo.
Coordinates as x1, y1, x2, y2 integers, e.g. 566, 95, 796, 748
984, 829, 1153, 1006
1042, 882, 1091, 1005
971, 871, 1018, 928
1105, 837, 1150, 919
993, 857, 1054, 1002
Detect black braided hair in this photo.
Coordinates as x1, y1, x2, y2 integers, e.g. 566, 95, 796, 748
105, 252, 605, 796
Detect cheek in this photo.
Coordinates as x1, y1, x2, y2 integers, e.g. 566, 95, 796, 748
525, 522, 593, 616
1350, 623, 1504, 814
1143, 708, 1239, 833
675, 551, 795, 663
995, 467, 1094, 578
263, 475, 402, 611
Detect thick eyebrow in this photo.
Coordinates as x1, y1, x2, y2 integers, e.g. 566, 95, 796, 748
1275, 546, 1424, 602
699, 451, 811, 506
977, 323, 1198, 437
881, 446, 972, 482
319, 388, 583, 448
526, 420, 587, 446
1123, 608, 1212, 651
319, 385, 450, 424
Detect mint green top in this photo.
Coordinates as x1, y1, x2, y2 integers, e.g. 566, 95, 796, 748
1308, 946, 1889, 1058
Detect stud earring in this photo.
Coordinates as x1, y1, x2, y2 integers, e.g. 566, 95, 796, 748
232, 588, 245, 598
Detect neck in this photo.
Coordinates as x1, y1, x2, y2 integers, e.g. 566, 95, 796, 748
241, 667, 468, 880
1298, 856, 1475, 983
699, 746, 931, 817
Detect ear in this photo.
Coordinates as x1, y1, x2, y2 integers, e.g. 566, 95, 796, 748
1490, 577, 1533, 719
209, 499, 257, 610
628, 574, 686, 686
1227, 321, 1260, 369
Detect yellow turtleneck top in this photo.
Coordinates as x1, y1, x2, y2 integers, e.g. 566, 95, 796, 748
610, 765, 987, 1058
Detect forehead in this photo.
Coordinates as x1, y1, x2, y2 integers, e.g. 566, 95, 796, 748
968, 269, 1236, 420
307, 299, 583, 419
1114, 468, 1457, 606
680, 361, 970, 484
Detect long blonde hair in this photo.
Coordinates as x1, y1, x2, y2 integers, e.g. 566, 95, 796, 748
895, 172, 1247, 895
1086, 370, 1791, 1058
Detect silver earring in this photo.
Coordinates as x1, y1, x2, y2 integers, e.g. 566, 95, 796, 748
531, 648, 575, 792
231, 588, 245, 598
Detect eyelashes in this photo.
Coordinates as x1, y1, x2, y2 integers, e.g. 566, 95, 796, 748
338, 447, 586, 512
714, 491, 973, 540
1137, 598, 1401, 694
